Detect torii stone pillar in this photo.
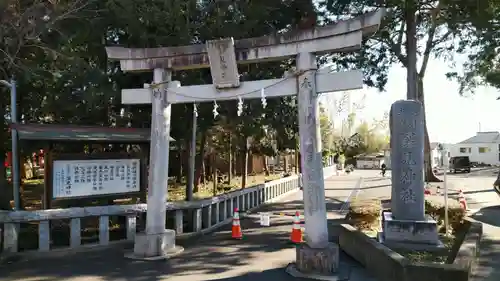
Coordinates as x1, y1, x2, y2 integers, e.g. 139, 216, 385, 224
296, 53, 329, 248
290, 52, 341, 276
106, 10, 384, 276
125, 69, 184, 260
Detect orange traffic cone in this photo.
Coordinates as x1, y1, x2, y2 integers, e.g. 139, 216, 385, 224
457, 190, 468, 211
290, 211, 303, 244
232, 208, 243, 239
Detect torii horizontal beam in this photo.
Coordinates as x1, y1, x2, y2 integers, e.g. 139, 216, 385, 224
121, 70, 363, 104
105, 10, 384, 72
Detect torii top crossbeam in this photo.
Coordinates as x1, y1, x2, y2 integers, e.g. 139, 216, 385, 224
105, 10, 384, 72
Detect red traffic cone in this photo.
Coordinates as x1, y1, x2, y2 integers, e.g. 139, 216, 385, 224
290, 211, 303, 244
231, 208, 243, 239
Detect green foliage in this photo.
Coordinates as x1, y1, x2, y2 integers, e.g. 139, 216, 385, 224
329, 120, 388, 159
320, 0, 498, 93
0, 0, 325, 207
319, 105, 335, 151
354, 121, 389, 154
425, 195, 466, 233
338, 154, 346, 164
322, 148, 335, 165
442, 0, 500, 93
0, 0, 496, 208
346, 199, 381, 231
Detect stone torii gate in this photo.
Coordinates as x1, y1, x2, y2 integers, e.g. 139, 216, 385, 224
106, 10, 383, 276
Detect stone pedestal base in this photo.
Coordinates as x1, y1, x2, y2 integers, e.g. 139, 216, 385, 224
125, 229, 184, 260
286, 243, 341, 280
380, 212, 444, 251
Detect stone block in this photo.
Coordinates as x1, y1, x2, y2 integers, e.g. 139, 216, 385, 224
382, 212, 439, 244
285, 242, 343, 281
125, 229, 184, 260
296, 242, 339, 274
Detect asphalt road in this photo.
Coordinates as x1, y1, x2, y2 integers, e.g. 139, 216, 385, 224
434, 167, 500, 211
349, 167, 500, 211
442, 167, 500, 281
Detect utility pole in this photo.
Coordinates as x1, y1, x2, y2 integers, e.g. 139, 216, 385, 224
0, 78, 20, 210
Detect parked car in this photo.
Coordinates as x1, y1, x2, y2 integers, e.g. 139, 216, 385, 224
494, 170, 500, 196
449, 156, 472, 173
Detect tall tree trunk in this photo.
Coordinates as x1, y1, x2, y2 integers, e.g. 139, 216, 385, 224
417, 78, 443, 182
263, 156, 269, 176
194, 131, 207, 192
232, 151, 237, 176
177, 147, 183, 183
405, 0, 418, 101
201, 158, 206, 185
241, 138, 249, 188
284, 155, 288, 173
404, 0, 440, 183
212, 153, 217, 196
295, 150, 300, 174
416, 2, 443, 182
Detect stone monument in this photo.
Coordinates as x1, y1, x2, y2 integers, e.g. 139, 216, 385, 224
379, 100, 441, 249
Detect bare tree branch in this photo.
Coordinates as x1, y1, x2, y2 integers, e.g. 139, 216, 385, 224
419, 0, 443, 77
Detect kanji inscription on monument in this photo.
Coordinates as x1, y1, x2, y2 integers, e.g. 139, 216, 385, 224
205, 37, 240, 89
389, 100, 425, 221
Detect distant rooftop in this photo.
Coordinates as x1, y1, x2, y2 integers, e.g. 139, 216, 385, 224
457, 131, 500, 144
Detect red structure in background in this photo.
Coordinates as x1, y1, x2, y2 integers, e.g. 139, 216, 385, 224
4, 149, 45, 179
32, 149, 45, 168
4, 150, 44, 169
5, 151, 11, 168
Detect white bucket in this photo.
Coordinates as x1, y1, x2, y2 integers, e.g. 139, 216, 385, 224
259, 212, 270, 226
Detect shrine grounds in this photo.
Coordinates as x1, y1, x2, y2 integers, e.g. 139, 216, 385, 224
2, 169, 500, 280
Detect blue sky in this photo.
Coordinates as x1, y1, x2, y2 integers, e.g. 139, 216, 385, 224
323, 58, 500, 144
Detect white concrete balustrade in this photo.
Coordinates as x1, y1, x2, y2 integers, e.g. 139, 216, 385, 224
0, 165, 336, 255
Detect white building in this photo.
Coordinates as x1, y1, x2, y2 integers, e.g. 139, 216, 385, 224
449, 131, 500, 166
355, 153, 385, 169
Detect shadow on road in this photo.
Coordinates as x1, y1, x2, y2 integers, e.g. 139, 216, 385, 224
471, 205, 500, 227
472, 236, 500, 281
469, 205, 500, 281
0, 197, 350, 281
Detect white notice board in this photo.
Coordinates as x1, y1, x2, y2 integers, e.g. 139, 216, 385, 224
52, 159, 141, 199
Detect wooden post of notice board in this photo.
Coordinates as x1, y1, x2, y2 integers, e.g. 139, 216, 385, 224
43, 143, 53, 210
